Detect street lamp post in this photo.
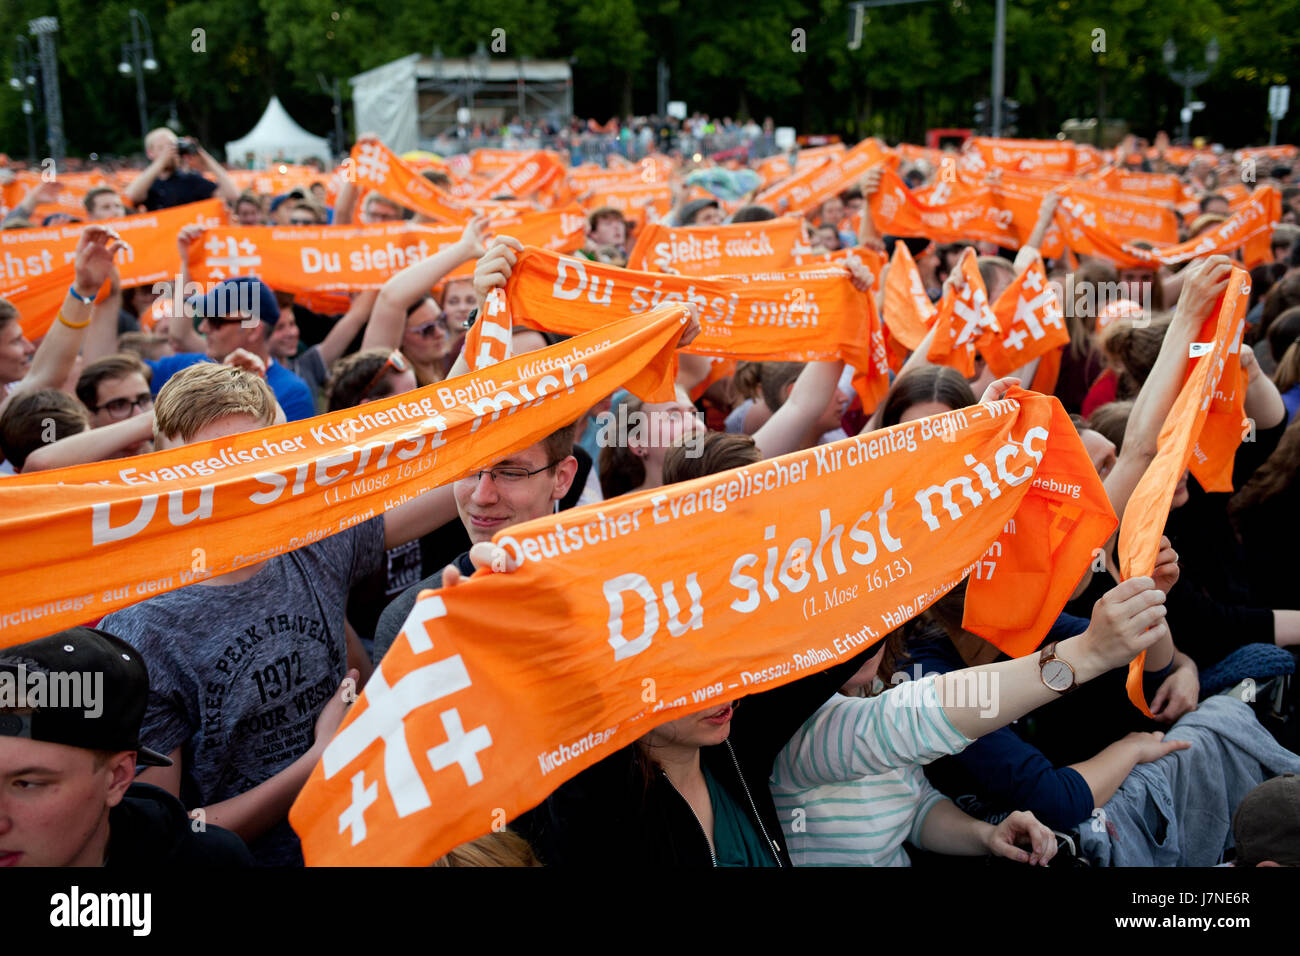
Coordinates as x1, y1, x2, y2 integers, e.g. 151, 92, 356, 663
27, 16, 64, 163
118, 8, 159, 147
1163, 36, 1218, 144
9, 35, 38, 163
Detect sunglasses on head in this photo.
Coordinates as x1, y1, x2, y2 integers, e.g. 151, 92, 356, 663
358, 350, 411, 402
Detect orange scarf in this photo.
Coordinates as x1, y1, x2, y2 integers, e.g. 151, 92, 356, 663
625, 217, 810, 275
503, 246, 889, 408
1117, 266, 1251, 712
291, 386, 1114, 865
0, 306, 689, 645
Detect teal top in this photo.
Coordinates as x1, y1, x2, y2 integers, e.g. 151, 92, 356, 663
702, 764, 778, 867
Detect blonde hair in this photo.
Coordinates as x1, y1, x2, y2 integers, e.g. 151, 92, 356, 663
154, 363, 276, 443
431, 830, 542, 867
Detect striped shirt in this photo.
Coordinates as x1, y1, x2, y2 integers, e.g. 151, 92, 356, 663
770, 676, 973, 866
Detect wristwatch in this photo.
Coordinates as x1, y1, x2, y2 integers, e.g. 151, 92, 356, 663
1038, 641, 1078, 694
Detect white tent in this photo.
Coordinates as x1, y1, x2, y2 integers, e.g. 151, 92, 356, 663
225, 96, 332, 168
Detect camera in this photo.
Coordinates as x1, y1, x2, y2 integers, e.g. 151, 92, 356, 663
177, 137, 198, 156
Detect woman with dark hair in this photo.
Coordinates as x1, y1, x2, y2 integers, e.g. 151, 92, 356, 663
874, 365, 978, 429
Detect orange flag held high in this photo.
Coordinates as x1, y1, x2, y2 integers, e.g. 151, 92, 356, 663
982, 253, 1070, 377
0, 307, 690, 646
503, 246, 888, 408
187, 214, 587, 294
348, 140, 474, 224
188, 223, 464, 293
625, 217, 810, 275
926, 248, 999, 377
1117, 266, 1251, 713
756, 138, 896, 214
1, 200, 230, 338
290, 387, 1115, 865
882, 240, 937, 353
463, 289, 514, 371
869, 168, 1020, 248
1055, 186, 1281, 270
471, 151, 565, 200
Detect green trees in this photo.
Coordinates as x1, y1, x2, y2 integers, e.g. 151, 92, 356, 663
0, 0, 1293, 159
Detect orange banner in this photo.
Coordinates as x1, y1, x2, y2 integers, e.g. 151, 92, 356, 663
625, 217, 809, 274
759, 138, 894, 214
2, 200, 230, 338
0, 307, 690, 646
290, 387, 1114, 865
983, 253, 1070, 377
964, 138, 1080, 176
757, 139, 896, 214
927, 248, 999, 376
870, 169, 1020, 248
579, 183, 674, 230
882, 240, 936, 367
187, 210, 585, 293
470, 151, 565, 200
1118, 266, 1250, 712
1055, 186, 1280, 269
348, 141, 474, 224
463, 289, 513, 371
504, 246, 887, 407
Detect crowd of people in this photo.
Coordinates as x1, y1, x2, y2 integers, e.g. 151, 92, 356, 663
2, 120, 1300, 870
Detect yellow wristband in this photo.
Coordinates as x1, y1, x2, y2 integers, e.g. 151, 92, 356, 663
57, 308, 91, 330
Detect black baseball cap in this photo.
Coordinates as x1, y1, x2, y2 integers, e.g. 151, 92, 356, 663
0, 627, 172, 766
1234, 773, 1300, 866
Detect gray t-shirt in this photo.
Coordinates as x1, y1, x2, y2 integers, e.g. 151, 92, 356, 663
101, 516, 385, 866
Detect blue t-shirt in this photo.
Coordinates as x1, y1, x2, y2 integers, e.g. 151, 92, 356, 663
146, 353, 316, 422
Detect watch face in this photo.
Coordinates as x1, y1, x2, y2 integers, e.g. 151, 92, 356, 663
1043, 659, 1073, 691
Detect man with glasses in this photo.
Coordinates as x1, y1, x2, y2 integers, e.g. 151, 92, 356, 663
371, 422, 579, 661
75, 354, 155, 458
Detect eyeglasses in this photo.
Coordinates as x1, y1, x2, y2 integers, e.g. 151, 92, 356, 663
288, 217, 316, 226
92, 392, 153, 420
409, 318, 448, 338
357, 350, 411, 403
465, 459, 561, 484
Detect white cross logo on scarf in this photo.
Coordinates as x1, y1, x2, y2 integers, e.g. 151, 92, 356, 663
202, 235, 261, 280
355, 142, 391, 183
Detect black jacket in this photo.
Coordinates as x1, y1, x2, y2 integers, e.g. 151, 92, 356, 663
106, 783, 255, 867
513, 647, 873, 867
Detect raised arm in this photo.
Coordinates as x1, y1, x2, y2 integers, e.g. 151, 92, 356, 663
23, 411, 154, 471
365, 216, 490, 351
195, 144, 241, 205
123, 142, 175, 207
3, 181, 61, 225
81, 263, 124, 363
1102, 255, 1233, 524
1013, 189, 1061, 276
315, 289, 380, 367
752, 261, 873, 457
8, 226, 124, 404
168, 224, 209, 354
857, 166, 886, 252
